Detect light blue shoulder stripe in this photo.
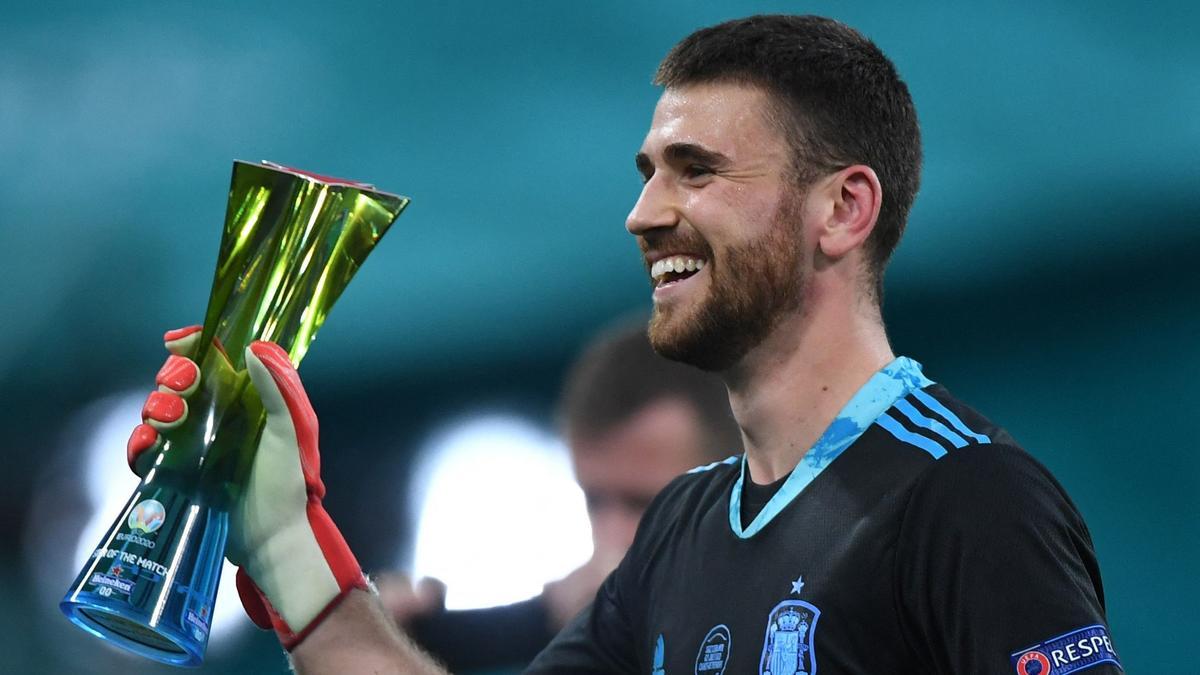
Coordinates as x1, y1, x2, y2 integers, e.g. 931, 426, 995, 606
728, 356, 933, 539
893, 399, 968, 448
877, 412, 948, 459
688, 455, 740, 474
910, 389, 991, 444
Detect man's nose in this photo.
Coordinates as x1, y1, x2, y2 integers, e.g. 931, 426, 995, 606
625, 175, 679, 236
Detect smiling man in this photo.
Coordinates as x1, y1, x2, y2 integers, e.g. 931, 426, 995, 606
526, 14, 1120, 675
129, 14, 1119, 675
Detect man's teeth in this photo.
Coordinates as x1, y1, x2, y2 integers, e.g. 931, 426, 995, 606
651, 256, 706, 280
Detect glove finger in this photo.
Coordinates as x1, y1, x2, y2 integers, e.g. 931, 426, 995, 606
126, 423, 161, 476
164, 324, 233, 369
244, 341, 324, 498
164, 325, 203, 357
142, 391, 187, 430
235, 568, 275, 631
124, 325, 211, 479
155, 354, 200, 396
149, 326, 202, 430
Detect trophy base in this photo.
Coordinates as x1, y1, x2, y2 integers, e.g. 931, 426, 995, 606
62, 600, 201, 666
60, 484, 230, 668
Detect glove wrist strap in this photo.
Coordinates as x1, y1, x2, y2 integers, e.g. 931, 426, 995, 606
237, 499, 368, 650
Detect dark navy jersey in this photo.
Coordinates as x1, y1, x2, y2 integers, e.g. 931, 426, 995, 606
527, 357, 1120, 675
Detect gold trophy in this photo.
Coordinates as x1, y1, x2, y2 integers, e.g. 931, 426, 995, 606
60, 161, 409, 666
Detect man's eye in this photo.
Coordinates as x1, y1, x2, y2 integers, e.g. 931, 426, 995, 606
683, 164, 714, 179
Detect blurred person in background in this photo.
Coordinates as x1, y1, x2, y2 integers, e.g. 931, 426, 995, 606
375, 318, 741, 672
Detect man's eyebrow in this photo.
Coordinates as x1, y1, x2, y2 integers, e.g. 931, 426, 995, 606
663, 143, 731, 168
634, 144, 731, 177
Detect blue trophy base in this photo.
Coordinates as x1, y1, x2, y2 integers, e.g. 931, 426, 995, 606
62, 598, 205, 666
61, 484, 229, 667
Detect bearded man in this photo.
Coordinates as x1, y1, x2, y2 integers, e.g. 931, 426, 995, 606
527, 15, 1119, 674
128, 14, 1119, 675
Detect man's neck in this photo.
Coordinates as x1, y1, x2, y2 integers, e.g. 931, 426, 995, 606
724, 294, 894, 485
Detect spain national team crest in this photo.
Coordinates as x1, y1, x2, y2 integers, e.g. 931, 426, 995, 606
759, 600, 820, 675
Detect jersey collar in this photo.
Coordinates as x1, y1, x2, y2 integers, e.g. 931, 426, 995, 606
728, 356, 933, 539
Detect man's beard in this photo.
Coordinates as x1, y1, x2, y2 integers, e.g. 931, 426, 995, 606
648, 198, 806, 372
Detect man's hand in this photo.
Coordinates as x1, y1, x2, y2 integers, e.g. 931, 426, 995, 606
128, 327, 448, 673
543, 548, 623, 631
376, 573, 448, 628
127, 326, 368, 649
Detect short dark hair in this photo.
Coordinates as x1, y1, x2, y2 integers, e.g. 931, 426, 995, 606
655, 15, 922, 300
558, 317, 741, 462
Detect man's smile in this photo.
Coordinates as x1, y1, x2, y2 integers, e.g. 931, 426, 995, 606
648, 254, 707, 290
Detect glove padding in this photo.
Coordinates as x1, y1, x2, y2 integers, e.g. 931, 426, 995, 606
128, 326, 367, 649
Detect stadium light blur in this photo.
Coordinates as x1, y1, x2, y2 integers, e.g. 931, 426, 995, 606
408, 414, 592, 610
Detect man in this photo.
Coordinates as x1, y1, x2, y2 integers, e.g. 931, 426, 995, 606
525, 15, 1120, 673
129, 14, 1118, 674
377, 320, 740, 671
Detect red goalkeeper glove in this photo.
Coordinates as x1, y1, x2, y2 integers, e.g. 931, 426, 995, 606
127, 326, 368, 649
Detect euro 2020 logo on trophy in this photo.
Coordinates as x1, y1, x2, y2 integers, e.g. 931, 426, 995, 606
59, 161, 409, 667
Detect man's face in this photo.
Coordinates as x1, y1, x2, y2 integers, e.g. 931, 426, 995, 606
571, 398, 708, 560
628, 83, 809, 371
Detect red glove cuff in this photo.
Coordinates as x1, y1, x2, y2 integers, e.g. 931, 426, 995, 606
235, 499, 369, 651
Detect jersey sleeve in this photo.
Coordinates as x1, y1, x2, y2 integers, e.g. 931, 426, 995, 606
522, 565, 640, 674
409, 596, 554, 671
895, 444, 1122, 675
525, 472, 697, 674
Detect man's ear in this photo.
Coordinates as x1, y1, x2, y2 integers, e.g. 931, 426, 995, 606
816, 165, 882, 259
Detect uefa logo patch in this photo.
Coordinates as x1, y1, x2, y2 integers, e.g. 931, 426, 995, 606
128, 499, 166, 534
1010, 624, 1120, 675
1015, 650, 1052, 675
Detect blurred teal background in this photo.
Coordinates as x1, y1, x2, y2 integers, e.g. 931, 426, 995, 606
2, 1, 1197, 672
